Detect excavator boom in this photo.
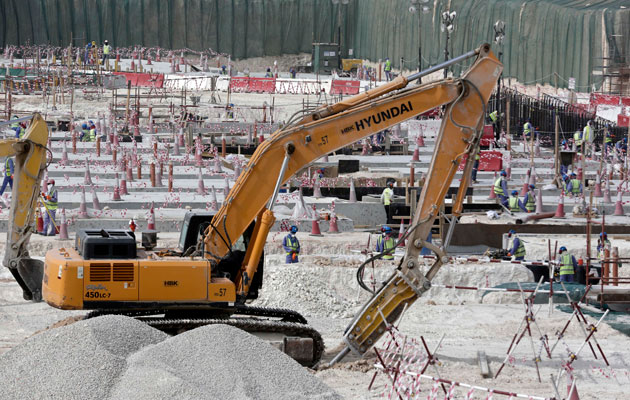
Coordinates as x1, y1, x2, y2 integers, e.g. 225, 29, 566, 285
1, 114, 50, 301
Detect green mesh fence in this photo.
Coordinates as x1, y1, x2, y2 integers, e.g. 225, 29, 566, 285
1, 0, 629, 90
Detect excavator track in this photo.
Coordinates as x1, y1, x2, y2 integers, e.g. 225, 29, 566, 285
84, 305, 307, 324
83, 305, 322, 366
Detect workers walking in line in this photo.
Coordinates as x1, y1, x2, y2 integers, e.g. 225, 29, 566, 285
42, 180, 58, 236
102, 40, 111, 64
597, 232, 611, 261
384, 58, 392, 81
376, 226, 396, 260
557, 246, 577, 282
0, 157, 14, 196
508, 190, 528, 213
471, 153, 480, 184
506, 229, 526, 260
493, 170, 509, 205
282, 225, 300, 263
381, 181, 394, 222
523, 184, 536, 213
566, 172, 583, 196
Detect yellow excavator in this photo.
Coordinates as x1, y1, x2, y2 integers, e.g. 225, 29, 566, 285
7, 44, 502, 367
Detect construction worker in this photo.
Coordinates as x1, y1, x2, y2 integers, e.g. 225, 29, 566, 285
384, 57, 392, 81
603, 125, 613, 154
265, 68, 273, 78
523, 184, 536, 213
84, 42, 92, 65
508, 190, 527, 213
560, 173, 570, 192
376, 226, 396, 260
566, 172, 582, 196
0, 157, 14, 196
381, 181, 394, 222
597, 232, 611, 262
582, 120, 594, 157
557, 246, 578, 282
10, 115, 24, 138
615, 137, 627, 155
102, 40, 111, 64
506, 229, 526, 260
523, 118, 534, 141
471, 153, 480, 184
573, 130, 583, 150
488, 110, 501, 140
493, 170, 509, 205
282, 225, 300, 264
42, 180, 58, 236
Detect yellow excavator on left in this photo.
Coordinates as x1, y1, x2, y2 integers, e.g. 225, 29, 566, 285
1, 113, 49, 301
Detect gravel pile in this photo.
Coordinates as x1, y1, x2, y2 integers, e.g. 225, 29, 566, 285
0, 315, 167, 399
110, 324, 340, 400
0, 316, 339, 400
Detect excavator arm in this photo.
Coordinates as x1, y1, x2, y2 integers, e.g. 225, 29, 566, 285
204, 44, 502, 306
330, 48, 502, 363
1, 114, 50, 301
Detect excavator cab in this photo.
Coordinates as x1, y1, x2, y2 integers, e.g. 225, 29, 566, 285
178, 212, 264, 300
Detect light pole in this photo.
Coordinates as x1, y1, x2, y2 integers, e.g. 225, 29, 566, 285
441, 10, 456, 78
332, 0, 350, 70
409, 0, 431, 82
494, 20, 506, 139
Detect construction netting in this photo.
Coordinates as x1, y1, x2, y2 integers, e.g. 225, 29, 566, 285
1, 0, 629, 90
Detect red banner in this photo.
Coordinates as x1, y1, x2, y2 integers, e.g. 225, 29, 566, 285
618, 114, 630, 127
480, 125, 495, 147
458, 150, 503, 172
229, 77, 249, 93
621, 97, 630, 107
330, 79, 360, 95
113, 72, 164, 88
248, 77, 276, 93
590, 93, 620, 106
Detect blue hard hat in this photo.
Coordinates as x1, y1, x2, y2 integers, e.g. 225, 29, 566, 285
383, 226, 392, 233
559, 246, 567, 252
511, 190, 518, 195
500, 170, 507, 176
290, 225, 298, 233
508, 229, 515, 235
529, 184, 535, 189
82, 123, 88, 129
570, 172, 576, 177
600, 232, 607, 237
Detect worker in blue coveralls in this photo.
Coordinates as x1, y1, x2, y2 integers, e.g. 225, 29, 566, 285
506, 229, 526, 261
283, 225, 300, 264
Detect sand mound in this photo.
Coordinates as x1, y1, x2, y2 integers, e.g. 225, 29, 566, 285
0, 316, 339, 400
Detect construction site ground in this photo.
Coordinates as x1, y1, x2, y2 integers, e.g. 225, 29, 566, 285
1, 232, 629, 399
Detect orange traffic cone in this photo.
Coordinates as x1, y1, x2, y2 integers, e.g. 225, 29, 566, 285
309, 209, 323, 237
593, 173, 603, 197
210, 186, 219, 211
349, 178, 357, 203
112, 175, 122, 201
197, 167, 206, 195
78, 186, 88, 218
328, 214, 340, 233
614, 191, 625, 216
58, 208, 69, 240
147, 202, 156, 230
397, 219, 406, 247
412, 148, 420, 162
84, 160, 93, 185
416, 132, 425, 147
91, 187, 101, 210
554, 192, 566, 218
36, 209, 44, 234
